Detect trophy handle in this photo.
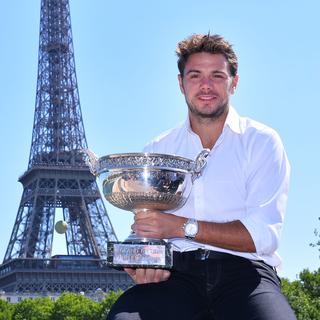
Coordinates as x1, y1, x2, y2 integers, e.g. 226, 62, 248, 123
192, 149, 210, 182
81, 149, 99, 176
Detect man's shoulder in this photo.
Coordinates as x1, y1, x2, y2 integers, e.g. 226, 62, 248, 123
228, 107, 280, 143
238, 114, 281, 144
236, 115, 286, 160
152, 122, 185, 143
143, 122, 185, 153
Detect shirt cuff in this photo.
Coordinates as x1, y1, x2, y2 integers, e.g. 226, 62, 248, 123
240, 214, 281, 255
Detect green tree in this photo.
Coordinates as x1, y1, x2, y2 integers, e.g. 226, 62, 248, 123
282, 268, 320, 320
98, 290, 123, 319
12, 297, 54, 320
50, 292, 100, 320
0, 299, 14, 320
310, 217, 320, 259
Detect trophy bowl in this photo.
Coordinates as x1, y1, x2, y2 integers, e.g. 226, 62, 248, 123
98, 153, 195, 212
85, 150, 209, 269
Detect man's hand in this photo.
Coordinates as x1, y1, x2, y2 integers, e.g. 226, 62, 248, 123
125, 211, 176, 284
132, 210, 185, 239
124, 268, 171, 284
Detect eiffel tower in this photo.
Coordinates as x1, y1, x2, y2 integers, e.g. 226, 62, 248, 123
0, 0, 131, 294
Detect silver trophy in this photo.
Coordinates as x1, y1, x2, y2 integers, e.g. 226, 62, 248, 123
85, 150, 209, 269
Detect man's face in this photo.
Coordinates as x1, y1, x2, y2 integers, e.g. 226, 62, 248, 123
178, 52, 238, 120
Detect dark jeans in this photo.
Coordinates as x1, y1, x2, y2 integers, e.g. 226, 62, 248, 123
107, 250, 296, 320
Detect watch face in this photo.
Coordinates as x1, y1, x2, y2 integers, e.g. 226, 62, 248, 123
185, 222, 197, 237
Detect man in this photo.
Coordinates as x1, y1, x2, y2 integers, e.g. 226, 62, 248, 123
107, 34, 296, 320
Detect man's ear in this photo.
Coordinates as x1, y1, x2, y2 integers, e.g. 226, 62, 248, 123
231, 75, 239, 94
178, 74, 185, 95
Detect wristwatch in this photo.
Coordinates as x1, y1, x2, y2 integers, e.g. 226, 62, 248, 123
183, 218, 198, 240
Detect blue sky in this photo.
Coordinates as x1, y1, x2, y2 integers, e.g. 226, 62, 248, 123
0, 0, 319, 280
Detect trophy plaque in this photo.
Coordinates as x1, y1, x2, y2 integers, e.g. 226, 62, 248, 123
86, 150, 209, 269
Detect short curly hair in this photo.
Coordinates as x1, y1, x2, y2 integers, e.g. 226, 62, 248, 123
176, 33, 238, 77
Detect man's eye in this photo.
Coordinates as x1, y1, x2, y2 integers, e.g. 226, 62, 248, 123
190, 74, 199, 79
213, 74, 224, 79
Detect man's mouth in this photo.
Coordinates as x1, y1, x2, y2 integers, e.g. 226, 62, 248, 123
198, 94, 217, 101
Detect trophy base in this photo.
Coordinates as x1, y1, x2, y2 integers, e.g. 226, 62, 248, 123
124, 232, 163, 243
107, 239, 173, 269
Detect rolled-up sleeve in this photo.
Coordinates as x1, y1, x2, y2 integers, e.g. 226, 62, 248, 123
240, 130, 290, 256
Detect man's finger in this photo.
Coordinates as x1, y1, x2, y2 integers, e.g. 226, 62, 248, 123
135, 268, 147, 284
154, 269, 171, 282
145, 269, 156, 283
124, 268, 137, 280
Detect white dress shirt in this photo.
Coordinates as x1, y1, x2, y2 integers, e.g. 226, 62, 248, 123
143, 106, 290, 267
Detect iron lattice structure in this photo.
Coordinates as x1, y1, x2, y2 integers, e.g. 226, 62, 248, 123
3, 0, 117, 264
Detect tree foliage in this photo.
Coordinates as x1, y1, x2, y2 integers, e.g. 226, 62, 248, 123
50, 293, 100, 320
12, 297, 54, 320
0, 290, 123, 320
0, 299, 14, 320
310, 217, 320, 259
282, 268, 320, 320
99, 290, 123, 319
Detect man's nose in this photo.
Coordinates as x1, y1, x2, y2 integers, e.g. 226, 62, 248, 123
200, 77, 213, 89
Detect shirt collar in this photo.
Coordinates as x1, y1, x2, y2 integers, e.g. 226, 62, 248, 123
184, 106, 242, 135
224, 106, 242, 134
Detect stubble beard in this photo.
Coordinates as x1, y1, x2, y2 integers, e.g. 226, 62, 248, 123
186, 98, 229, 121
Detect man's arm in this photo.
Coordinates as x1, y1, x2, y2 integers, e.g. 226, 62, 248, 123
133, 210, 256, 252
127, 211, 255, 284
